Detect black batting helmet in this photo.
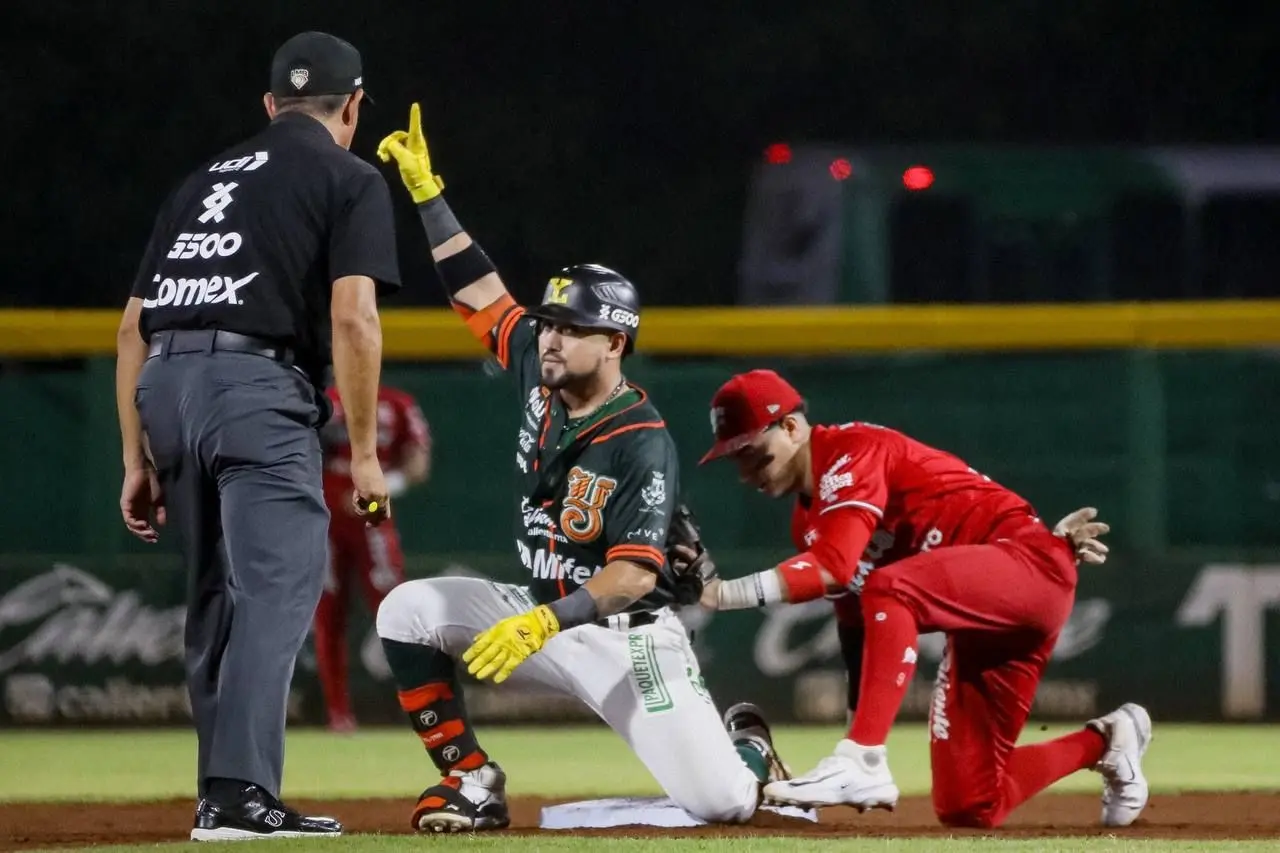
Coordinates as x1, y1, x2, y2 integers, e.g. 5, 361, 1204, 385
524, 264, 642, 354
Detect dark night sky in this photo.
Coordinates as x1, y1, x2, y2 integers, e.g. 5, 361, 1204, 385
4, 1, 1278, 308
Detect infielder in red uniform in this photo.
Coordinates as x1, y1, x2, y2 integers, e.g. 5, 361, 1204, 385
315, 384, 431, 732
697, 369, 1150, 829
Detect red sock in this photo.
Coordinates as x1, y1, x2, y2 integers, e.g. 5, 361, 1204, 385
312, 593, 351, 722
998, 728, 1106, 817
848, 591, 919, 745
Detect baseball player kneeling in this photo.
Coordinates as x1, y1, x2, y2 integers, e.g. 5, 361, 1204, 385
373, 103, 788, 833
697, 369, 1148, 829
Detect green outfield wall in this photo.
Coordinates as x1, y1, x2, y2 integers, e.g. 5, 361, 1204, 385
3, 350, 1278, 556
2, 349, 1277, 725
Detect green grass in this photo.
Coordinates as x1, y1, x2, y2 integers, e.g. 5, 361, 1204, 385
7, 724, 1280, 853
4, 722, 1280, 802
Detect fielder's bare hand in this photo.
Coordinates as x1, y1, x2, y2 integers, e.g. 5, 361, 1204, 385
121, 464, 165, 543
1052, 506, 1110, 565
349, 455, 391, 527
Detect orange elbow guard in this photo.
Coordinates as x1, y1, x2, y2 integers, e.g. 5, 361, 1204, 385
454, 293, 517, 345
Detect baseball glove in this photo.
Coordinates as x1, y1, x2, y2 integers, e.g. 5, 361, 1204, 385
664, 503, 718, 606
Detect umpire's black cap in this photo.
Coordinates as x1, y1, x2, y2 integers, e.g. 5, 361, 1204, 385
525, 264, 642, 355
270, 32, 373, 103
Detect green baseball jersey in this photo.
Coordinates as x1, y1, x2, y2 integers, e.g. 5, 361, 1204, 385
483, 303, 682, 611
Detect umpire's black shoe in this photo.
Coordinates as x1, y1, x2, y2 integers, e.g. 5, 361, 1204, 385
191, 784, 342, 841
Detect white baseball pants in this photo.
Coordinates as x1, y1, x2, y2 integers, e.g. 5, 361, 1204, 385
376, 576, 761, 823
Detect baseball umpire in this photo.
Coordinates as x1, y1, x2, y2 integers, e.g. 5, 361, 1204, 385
115, 32, 399, 841
371, 103, 789, 833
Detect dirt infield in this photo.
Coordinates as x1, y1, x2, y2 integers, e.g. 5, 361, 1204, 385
2, 793, 1278, 848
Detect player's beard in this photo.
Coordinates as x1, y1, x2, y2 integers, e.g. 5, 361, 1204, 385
541, 360, 594, 391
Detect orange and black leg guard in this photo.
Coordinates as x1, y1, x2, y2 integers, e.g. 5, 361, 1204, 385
382, 639, 489, 774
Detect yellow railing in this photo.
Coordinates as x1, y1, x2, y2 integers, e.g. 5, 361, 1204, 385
3, 300, 1279, 359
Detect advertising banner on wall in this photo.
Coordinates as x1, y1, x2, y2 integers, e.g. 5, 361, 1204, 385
2, 554, 1278, 727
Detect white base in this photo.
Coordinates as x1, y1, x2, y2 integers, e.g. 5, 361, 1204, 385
539, 796, 818, 830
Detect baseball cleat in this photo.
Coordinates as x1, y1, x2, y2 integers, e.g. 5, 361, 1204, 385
723, 701, 792, 782
326, 712, 358, 735
1088, 702, 1152, 827
412, 761, 510, 833
190, 784, 342, 841
762, 739, 899, 811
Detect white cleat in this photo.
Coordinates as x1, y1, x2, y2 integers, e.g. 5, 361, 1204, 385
761, 739, 899, 812
1088, 703, 1152, 827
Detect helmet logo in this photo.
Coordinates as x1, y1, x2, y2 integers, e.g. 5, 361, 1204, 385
598, 305, 640, 328
710, 406, 726, 434
546, 277, 574, 304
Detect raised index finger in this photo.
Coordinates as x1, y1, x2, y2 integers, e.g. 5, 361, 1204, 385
408, 102, 425, 149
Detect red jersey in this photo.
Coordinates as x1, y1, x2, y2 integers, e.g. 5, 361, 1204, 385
320, 386, 430, 507
787, 422, 1041, 594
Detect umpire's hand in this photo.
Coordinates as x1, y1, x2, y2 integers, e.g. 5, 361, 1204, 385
121, 464, 165, 543
350, 455, 392, 527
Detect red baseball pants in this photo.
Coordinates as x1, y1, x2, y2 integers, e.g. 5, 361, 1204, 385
836, 527, 1106, 827
313, 519, 406, 726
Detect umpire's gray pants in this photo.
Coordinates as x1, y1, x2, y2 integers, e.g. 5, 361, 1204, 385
135, 332, 329, 798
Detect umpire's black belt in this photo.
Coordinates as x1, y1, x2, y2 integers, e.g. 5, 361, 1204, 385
147, 329, 298, 367
594, 611, 659, 631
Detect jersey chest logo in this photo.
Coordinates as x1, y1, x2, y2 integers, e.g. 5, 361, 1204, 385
818, 454, 855, 504
561, 466, 618, 544
525, 387, 549, 430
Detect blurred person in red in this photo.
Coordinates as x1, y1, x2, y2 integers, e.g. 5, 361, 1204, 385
696, 369, 1149, 829
315, 383, 431, 732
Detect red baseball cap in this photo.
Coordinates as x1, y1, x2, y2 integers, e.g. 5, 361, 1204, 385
699, 369, 805, 465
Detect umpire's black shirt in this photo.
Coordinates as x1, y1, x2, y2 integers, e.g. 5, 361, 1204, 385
131, 112, 400, 380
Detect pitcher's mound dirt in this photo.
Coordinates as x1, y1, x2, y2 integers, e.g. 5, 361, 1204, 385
2, 793, 1278, 849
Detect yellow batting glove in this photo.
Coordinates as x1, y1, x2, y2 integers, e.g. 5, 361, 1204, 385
462, 605, 561, 684
375, 102, 446, 204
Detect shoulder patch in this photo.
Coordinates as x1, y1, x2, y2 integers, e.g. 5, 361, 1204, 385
640, 470, 668, 508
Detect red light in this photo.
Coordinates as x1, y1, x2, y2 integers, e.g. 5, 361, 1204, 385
764, 143, 792, 165
829, 158, 853, 181
902, 166, 935, 191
